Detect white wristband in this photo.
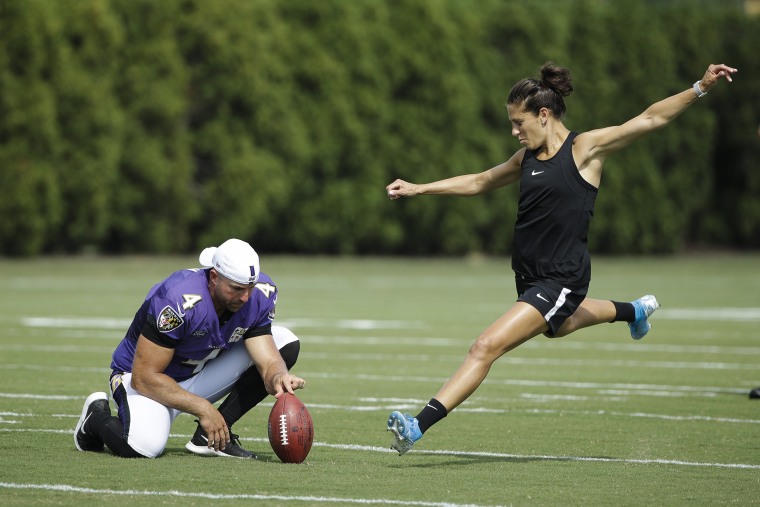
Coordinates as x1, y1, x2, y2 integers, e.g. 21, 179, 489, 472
693, 81, 707, 98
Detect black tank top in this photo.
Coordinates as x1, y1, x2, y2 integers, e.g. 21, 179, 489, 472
511, 132, 598, 286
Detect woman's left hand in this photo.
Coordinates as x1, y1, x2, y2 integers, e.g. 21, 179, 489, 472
699, 63, 738, 92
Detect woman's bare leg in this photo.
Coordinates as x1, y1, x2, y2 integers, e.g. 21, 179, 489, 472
552, 298, 616, 338
434, 302, 548, 411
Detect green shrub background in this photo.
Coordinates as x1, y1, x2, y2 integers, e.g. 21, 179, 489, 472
1, 0, 758, 256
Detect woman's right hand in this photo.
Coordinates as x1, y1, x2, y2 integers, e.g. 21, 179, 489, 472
386, 179, 419, 200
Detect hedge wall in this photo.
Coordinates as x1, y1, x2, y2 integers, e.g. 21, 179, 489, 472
0, 0, 758, 256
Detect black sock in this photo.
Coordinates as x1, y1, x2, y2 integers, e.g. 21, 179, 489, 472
89, 411, 143, 458
217, 340, 300, 427
414, 398, 448, 433
611, 301, 636, 323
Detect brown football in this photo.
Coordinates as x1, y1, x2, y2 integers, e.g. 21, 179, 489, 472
267, 393, 314, 463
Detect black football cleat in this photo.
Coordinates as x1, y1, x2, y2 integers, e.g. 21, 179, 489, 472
185, 421, 257, 459
750, 387, 760, 399
74, 392, 110, 452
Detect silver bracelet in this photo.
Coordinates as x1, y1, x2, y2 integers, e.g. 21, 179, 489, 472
693, 80, 707, 98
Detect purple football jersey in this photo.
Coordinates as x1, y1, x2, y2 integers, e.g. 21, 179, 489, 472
110, 268, 278, 381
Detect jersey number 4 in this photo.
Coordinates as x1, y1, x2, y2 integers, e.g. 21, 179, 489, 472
183, 348, 221, 374
181, 294, 202, 310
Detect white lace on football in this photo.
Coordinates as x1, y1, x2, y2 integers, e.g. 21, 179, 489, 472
278, 414, 289, 445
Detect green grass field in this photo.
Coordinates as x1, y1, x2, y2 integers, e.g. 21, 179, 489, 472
1, 254, 759, 506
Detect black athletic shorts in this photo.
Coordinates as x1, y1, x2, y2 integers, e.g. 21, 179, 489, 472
515, 275, 588, 337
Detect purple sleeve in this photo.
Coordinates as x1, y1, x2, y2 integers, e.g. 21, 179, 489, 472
245, 276, 278, 336
147, 270, 209, 344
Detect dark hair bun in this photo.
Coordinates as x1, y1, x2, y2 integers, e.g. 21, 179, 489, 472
540, 62, 573, 97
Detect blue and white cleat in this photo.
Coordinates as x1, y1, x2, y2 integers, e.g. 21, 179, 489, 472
387, 411, 422, 455
629, 295, 660, 340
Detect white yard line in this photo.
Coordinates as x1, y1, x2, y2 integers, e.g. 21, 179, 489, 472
18, 308, 760, 333
0, 482, 495, 507
2, 397, 760, 426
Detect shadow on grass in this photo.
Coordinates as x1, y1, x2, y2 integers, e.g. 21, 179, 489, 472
161, 446, 282, 462
387, 451, 620, 468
